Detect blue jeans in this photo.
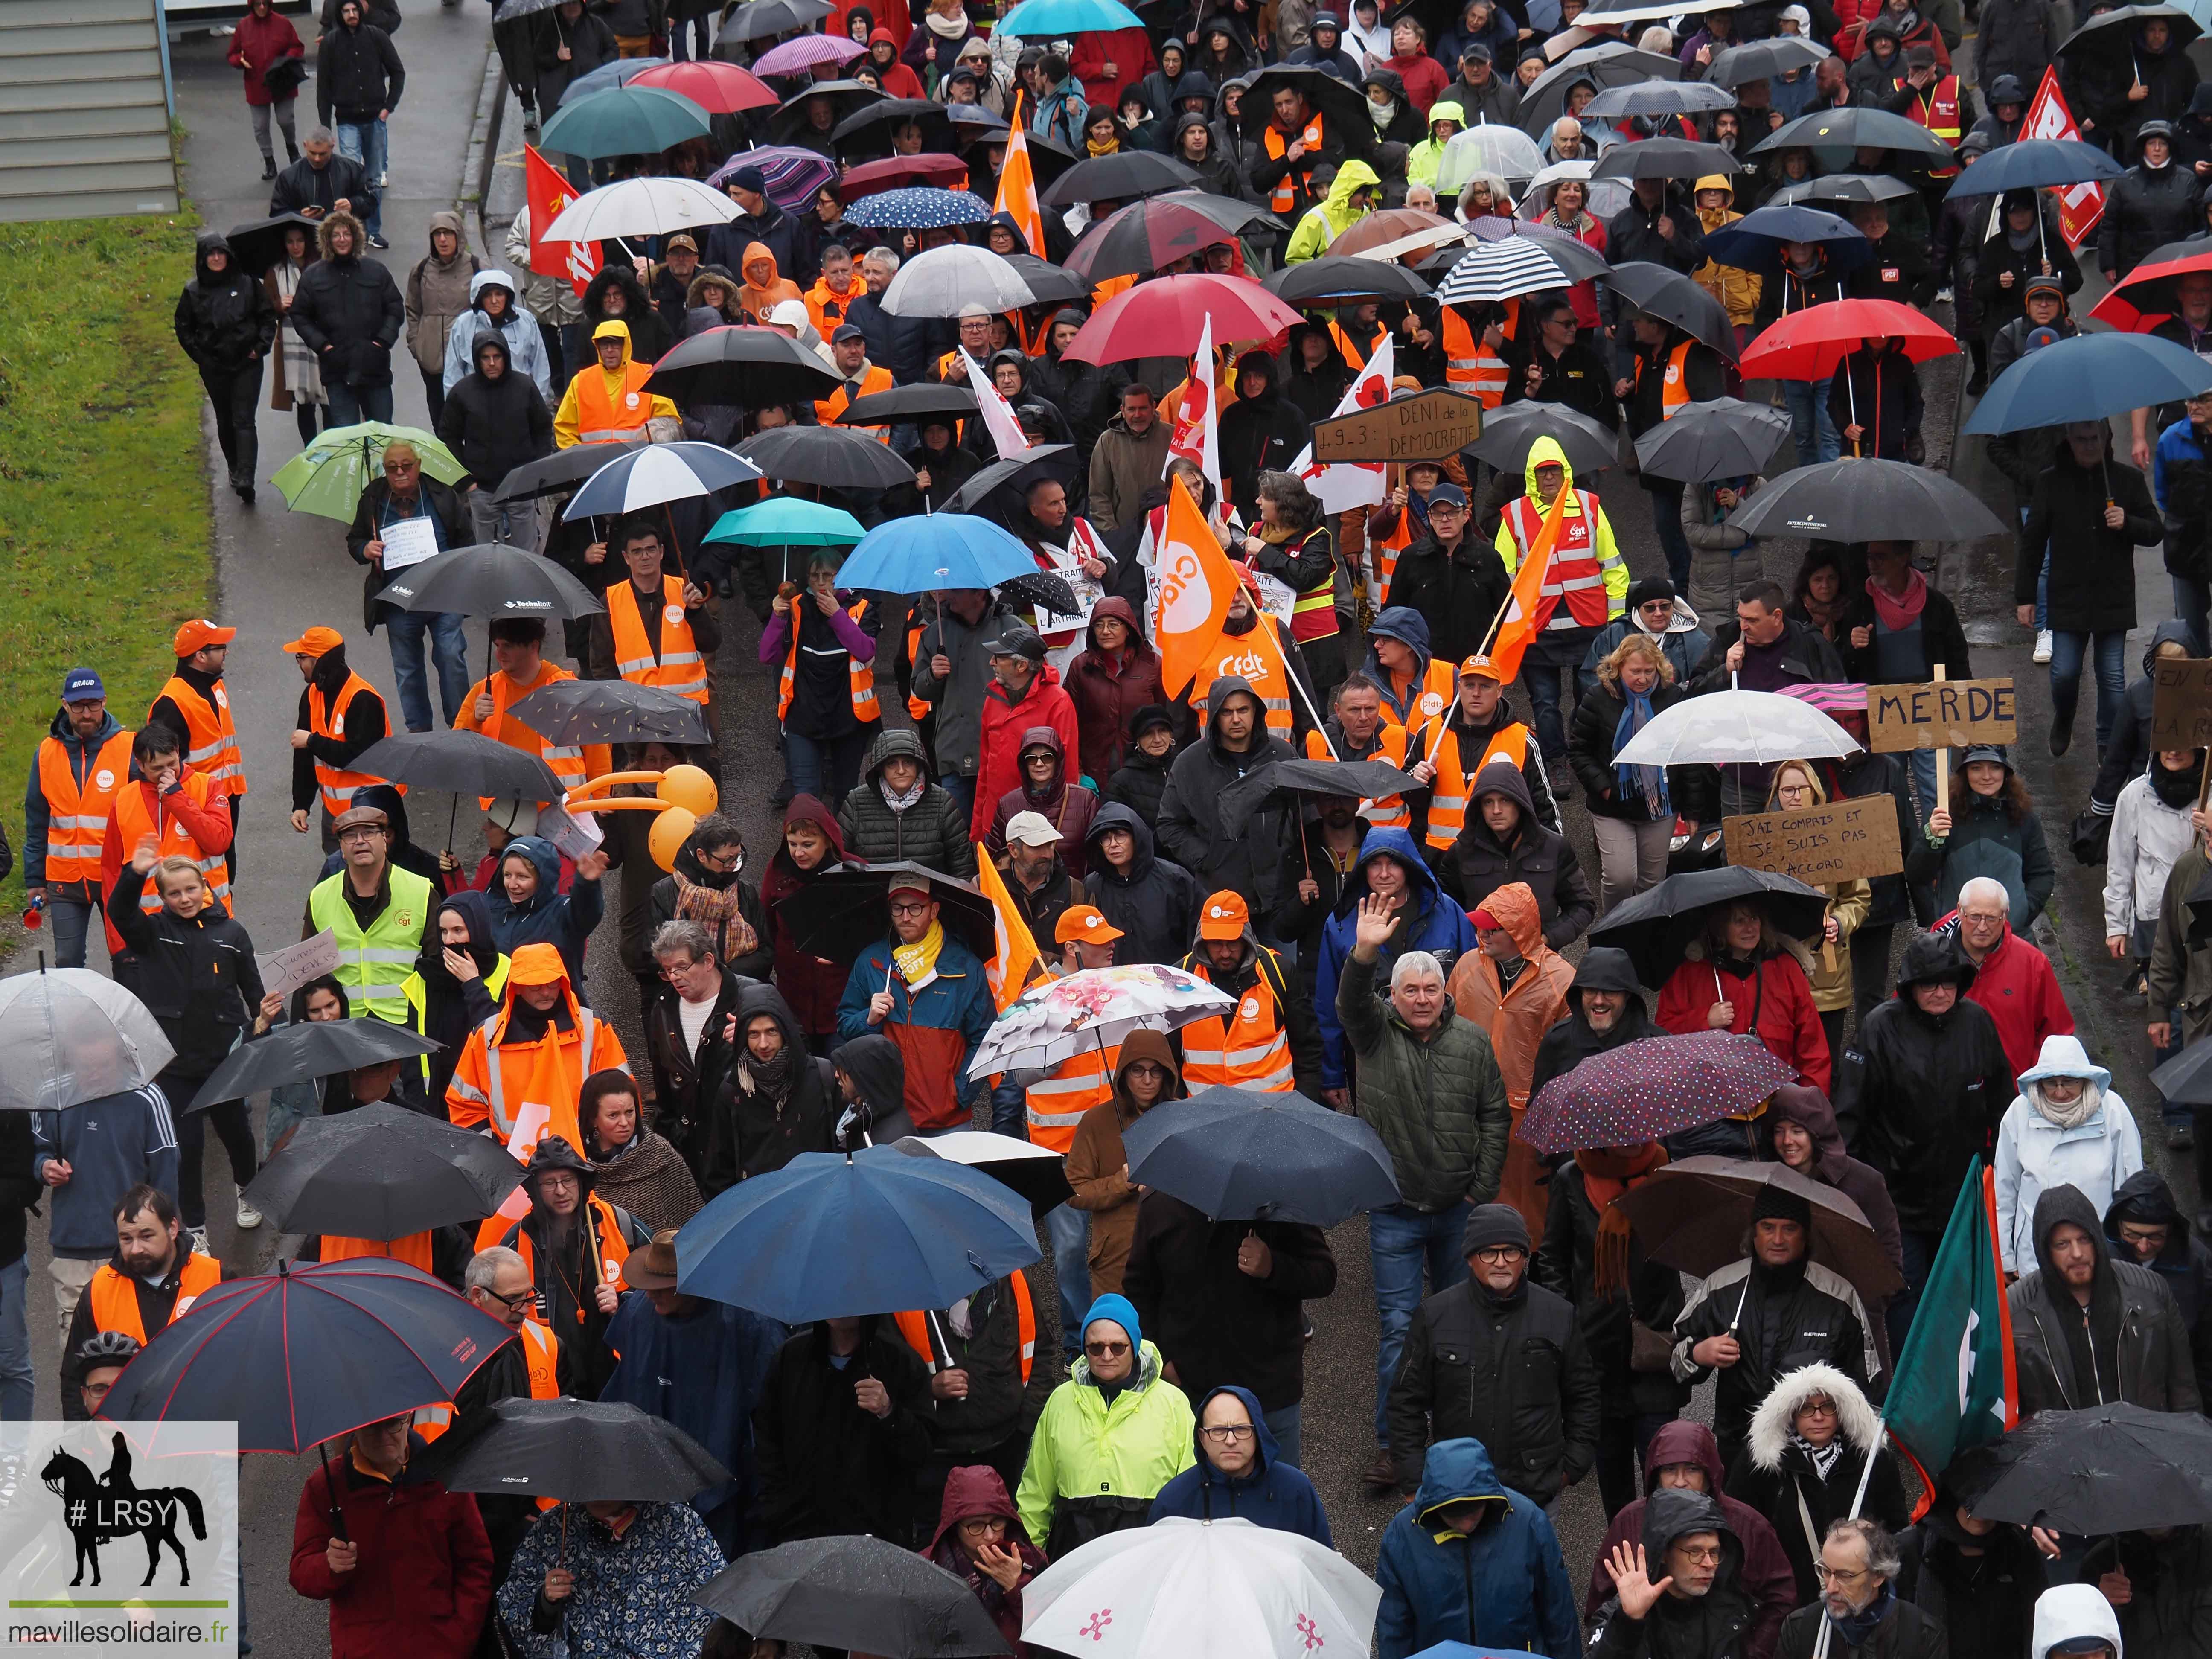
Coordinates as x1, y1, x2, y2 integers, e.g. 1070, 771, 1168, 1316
1888, 1226, 1941, 1357
786, 729, 869, 808
2049, 629, 2128, 748
1647, 481, 1691, 595
1045, 1203, 1091, 1359
382, 608, 470, 732
46, 896, 93, 969
325, 381, 395, 427
334, 119, 387, 235
0, 1256, 32, 1421
1522, 660, 1572, 760
939, 772, 976, 827
1783, 377, 1841, 467
2173, 574, 2212, 656
669, 12, 713, 56
1370, 1199, 1472, 1444
1264, 1401, 1303, 1470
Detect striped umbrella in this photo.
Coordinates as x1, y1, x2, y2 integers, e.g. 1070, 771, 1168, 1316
709, 147, 838, 213
1781, 683, 1871, 716
751, 32, 864, 76
1435, 237, 1577, 307
559, 442, 764, 521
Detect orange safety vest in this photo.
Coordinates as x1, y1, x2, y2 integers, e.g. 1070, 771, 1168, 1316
1638, 340, 1696, 420
905, 616, 930, 722
777, 599, 882, 726
449, 998, 625, 1158
37, 729, 133, 890
1425, 721, 1532, 851
892, 1272, 1036, 1385
462, 665, 590, 798
1904, 75, 1962, 175
815, 364, 895, 440
477, 1196, 632, 1322
1263, 114, 1326, 212
1329, 321, 1372, 370
111, 768, 233, 921
1441, 309, 1509, 409
1193, 621, 1298, 739
573, 360, 658, 443
86, 1252, 221, 1345
1371, 503, 1416, 605
321, 1232, 434, 1273
1502, 488, 1609, 632
1180, 959, 1295, 1091
938, 347, 987, 384
1304, 722, 1415, 827
156, 676, 246, 800
1024, 1042, 1116, 1153
610, 577, 710, 704
308, 673, 398, 818
416, 1317, 556, 1445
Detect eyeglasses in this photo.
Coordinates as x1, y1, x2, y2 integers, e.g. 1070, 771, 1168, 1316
479, 1284, 535, 1313
1124, 1062, 1166, 1079
1471, 1246, 1526, 1265
1814, 1565, 1871, 1586
1199, 1424, 1256, 1444
695, 847, 742, 872
1083, 1339, 1130, 1357
957, 1516, 1010, 1536
888, 900, 933, 918
384, 459, 419, 475
337, 827, 384, 844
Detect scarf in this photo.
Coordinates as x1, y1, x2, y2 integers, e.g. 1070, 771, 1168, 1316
1087, 132, 1121, 155
925, 7, 968, 34
739, 1045, 794, 1103
2006, 219, 2039, 251
1864, 566, 1928, 632
672, 866, 758, 962
880, 776, 926, 812
1793, 1430, 1846, 1480
1828, 1582, 1895, 1649
1368, 94, 1398, 132
1614, 687, 1670, 819
1578, 1142, 1667, 1299
2030, 1079, 2101, 1131
892, 919, 946, 990
276, 262, 326, 403
2152, 753, 2205, 808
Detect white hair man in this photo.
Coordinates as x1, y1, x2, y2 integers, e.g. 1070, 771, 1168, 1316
1953, 874, 2075, 1085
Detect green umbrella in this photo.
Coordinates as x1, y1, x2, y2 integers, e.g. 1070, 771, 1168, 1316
271, 422, 466, 522
705, 498, 867, 546
540, 86, 711, 160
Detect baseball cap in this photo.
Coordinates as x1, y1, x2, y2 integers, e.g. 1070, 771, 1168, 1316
1472, 905, 1502, 930
1461, 40, 1493, 62
665, 233, 698, 253
1197, 891, 1249, 940
174, 619, 237, 656
282, 625, 344, 657
1458, 653, 1502, 682
984, 625, 1048, 662
832, 323, 866, 344
1428, 483, 1469, 509
1004, 810, 1064, 847
1960, 744, 2009, 769
60, 668, 105, 704
887, 872, 934, 898
2023, 273, 2066, 301
1055, 905, 1125, 946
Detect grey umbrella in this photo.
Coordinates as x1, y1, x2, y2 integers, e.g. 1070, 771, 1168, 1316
511, 678, 712, 748
1704, 36, 1831, 87
1633, 398, 1796, 482
190, 1020, 439, 1113
1767, 172, 1921, 208
0, 968, 175, 1112
1601, 260, 1738, 359
1517, 44, 1681, 138
1579, 80, 1738, 121
1727, 457, 2008, 541
1468, 402, 1620, 476
239, 1100, 523, 1237
1591, 137, 1747, 181
698, 1535, 1011, 1658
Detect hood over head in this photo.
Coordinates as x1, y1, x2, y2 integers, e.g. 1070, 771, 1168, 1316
1475, 881, 1543, 959
1084, 799, 1158, 880
588, 318, 637, 368
863, 725, 933, 782
2145, 618, 2196, 675
1412, 1436, 1510, 1529
1894, 931, 1977, 995
473, 331, 512, 375
2017, 1033, 2112, 1096
1471, 751, 1537, 831
1568, 946, 1646, 1011
1365, 603, 1433, 667
1522, 431, 1577, 498
495, 835, 566, 916
928, 1464, 1035, 1555
776, 793, 848, 877
2032, 1183, 2117, 1285
2106, 1169, 2191, 1260
195, 232, 240, 285
433, 887, 500, 979
1746, 1363, 1882, 1470
1765, 1082, 1849, 1180
1429, 98, 1466, 130
582, 261, 652, 324
731, 979, 808, 1065
1642, 1418, 1728, 1493
1085, 595, 1152, 659
1173, 68, 1218, 105
470, 267, 519, 307
985, 210, 1034, 256
1639, 1486, 1738, 1578
1113, 1027, 1182, 1103
1190, 1383, 1277, 1483
1203, 673, 1270, 750
425, 208, 471, 264
1343, 824, 1444, 916
1232, 346, 1281, 400
1321, 158, 1382, 227
830, 1033, 905, 1118
2033, 1585, 2124, 1659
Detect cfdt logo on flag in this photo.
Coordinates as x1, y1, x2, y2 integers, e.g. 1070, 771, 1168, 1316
0, 1420, 238, 1657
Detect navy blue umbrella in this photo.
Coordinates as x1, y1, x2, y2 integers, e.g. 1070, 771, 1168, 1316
1121, 1085, 1401, 1226
1702, 204, 1871, 276
99, 1257, 518, 1453
675, 1146, 1041, 1322
1963, 331, 2212, 435
844, 187, 994, 229
1944, 136, 2126, 198
559, 439, 764, 520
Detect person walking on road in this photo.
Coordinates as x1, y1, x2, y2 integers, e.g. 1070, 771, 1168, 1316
24, 668, 131, 971
292, 210, 404, 425
316, 0, 403, 247
174, 232, 275, 504
230, 0, 305, 180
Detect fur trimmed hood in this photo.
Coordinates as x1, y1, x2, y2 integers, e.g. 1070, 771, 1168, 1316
1746, 1363, 1881, 1471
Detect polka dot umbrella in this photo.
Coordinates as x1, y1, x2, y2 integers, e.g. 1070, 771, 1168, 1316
843, 186, 993, 229
1519, 1030, 1797, 1155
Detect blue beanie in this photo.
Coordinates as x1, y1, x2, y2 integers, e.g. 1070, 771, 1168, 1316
1082, 1292, 1142, 1353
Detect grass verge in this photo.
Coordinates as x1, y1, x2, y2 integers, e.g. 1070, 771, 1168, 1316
0, 211, 212, 916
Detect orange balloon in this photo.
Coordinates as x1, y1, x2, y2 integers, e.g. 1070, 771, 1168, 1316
565, 770, 664, 800
658, 763, 718, 819
649, 806, 697, 873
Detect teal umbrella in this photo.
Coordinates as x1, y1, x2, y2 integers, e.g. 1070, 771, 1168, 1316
705, 498, 867, 546
271, 422, 465, 522
997, 0, 1145, 32
539, 86, 711, 160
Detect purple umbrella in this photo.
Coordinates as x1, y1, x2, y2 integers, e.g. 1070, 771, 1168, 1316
709, 146, 838, 213
751, 33, 865, 75
1518, 1031, 1795, 1155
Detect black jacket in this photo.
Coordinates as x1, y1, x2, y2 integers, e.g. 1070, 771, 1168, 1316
1103, 744, 1175, 829
1385, 533, 1511, 668
1387, 1270, 1602, 1507
1271, 817, 1366, 983
1970, 205, 2079, 339
1122, 1193, 1336, 1412
579, 265, 671, 364
291, 244, 405, 388
290, 647, 389, 813
1570, 678, 1715, 825
1670, 1257, 1873, 1466
1690, 617, 1848, 694
435, 335, 553, 489
1624, 332, 1729, 442
1504, 333, 1619, 428
1607, 189, 1708, 274
2105, 1168, 2212, 1405
1726, 1436, 1909, 1605
704, 202, 812, 290
1435, 761, 1596, 950
0, 1113, 38, 1272
1083, 802, 1204, 967
175, 234, 276, 373
1591, 1491, 1757, 1659
108, 865, 265, 1077
1534, 1160, 1691, 1420
1823, 748, 1924, 930
847, 289, 943, 388
837, 728, 978, 876
317, 16, 404, 124
1897, 1513, 2045, 1659
1845, 230, 1936, 307
1217, 350, 1311, 515
1155, 676, 1298, 922
752, 1318, 934, 1544
1834, 935, 2016, 1237
1527, 952, 1664, 1105
1827, 346, 1924, 460
2099, 158, 2203, 277
2080, 1526, 2212, 1659
1774, 1597, 1947, 1659
643, 966, 751, 1170
902, 1273, 1047, 1458
1835, 578, 1971, 687
2094, 620, 2200, 812
701, 983, 838, 1195
270, 151, 375, 220
343, 474, 469, 630
1753, 258, 1851, 330
2020, 439, 2159, 634
1985, 313, 2081, 498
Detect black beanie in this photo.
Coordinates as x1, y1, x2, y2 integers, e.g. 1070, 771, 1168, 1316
1751, 1182, 1813, 1231
1627, 576, 1676, 612
1462, 1202, 1531, 1257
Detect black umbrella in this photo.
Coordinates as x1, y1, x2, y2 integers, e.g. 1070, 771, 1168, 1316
722, 0, 836, 39
511, 678, 711, 748
381, 541, 608, 621
223, 212, 321, 276
1579, 81, 1738, 121
1591, 137, 1746, 181
241, 1101, 524, 1238
649, 325, 844, 407
1749, 107, 1956, 166
2058, 3, 2203, 59
1467, 402, 1619, 477
1122, 1084, 1400, 1225
1633, 397, 1796, 483
349, 731, 565, 804
1724, 457, 2007, 542
943, 445, 1082, 519
839, 383, 979, 426
1768, 172, 1921, 208
1516, 44, 1681, 138
189, 1019, 440, 1112
765, 79, 886, 141
1268, 256, 1432, 306
1704, 36, 1830, 87
1002, 252, 1090, 306
890, 1131, 1073, 1217
773, 862, 998, 964
492, 440, 644, 504
2151, 1033, 2212, 1103
997, 569, 1083, 617
1588, 866, 1833, 987
1064, 191, 1282, 284
739, 424, 918, 489
1600, 260, 1738, 360
430, 1396, 730, 1503
1964, 1402, 2212, 1534
1217, 756, 1424, 837
492, 0, 564, 18
1240, 64, 1370, 140
831, 97, 956, 157
698, 1534, 1012, 1659
1041, 148, 1202, 208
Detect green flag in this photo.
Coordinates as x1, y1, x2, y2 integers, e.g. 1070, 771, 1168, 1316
1881, 1155, 2016, 1513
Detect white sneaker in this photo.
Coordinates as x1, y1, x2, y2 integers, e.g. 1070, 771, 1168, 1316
185, 1225, 211, 1257
2033, 629, 2053, 664
236, 1190, 263, 1230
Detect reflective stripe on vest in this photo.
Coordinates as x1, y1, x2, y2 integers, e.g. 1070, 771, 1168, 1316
521, 1318, 560, 1397
892, 1272, 1036, 1384
1179, 968, 1294, 1092
1024, 1043, 1115, 1152
1504, 489, 1610, 631
479, 670, 588, 797
1636, 339, 1695, 420
1362, 722, 1415, 827
1264, 114, 1326, 212
1284, 527, 1340, 643
482, 1007, 609, 1146
1424, 722, 1531, 850
815, 364, 895, 440
86, 1254, 221, 1345
575, 363, 655, 442
38, 730, 134, 886
610, 576, 709, 703
158, 676, 246, 798
114, 772, 233, 917
905, 617, 930, 722
1907, 76, 1962, 175
309, 674, 398, 818
778, 598, 882, 725
307, 864, 436, 1023
1329, 321, 1370, 370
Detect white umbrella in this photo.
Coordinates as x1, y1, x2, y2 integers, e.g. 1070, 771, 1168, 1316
1024, 1517, 1381, 1659
1348, 221, 1470, 264
966, 965, 1232, 1080
0, 968, 176, 1112
1612, 687, 1861, 768
1525, 158, 1633, 218
1437, 237, 1579, 306
882, 244, 1038, 318
542, 175, 739, 242
1438, 124, 1545, 192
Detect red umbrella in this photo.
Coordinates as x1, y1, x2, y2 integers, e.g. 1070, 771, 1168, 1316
1738, 298, 1957, 380
1062, 191, 1281, 285
2090, 238, 2212, 332
1519, 1031, 1796, 1155
629, 59, 778, 114
838, 153, 971, 201
1060, 274, 1304, 365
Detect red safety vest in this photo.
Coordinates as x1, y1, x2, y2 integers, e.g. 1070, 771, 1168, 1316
1501, 489, 1609, 632
1903, 75, 1962, 176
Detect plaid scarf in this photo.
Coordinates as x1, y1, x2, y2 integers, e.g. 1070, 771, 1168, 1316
671, 867, 757, 963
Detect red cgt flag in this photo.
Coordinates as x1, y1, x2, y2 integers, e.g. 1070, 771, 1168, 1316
526, 145, 601, 298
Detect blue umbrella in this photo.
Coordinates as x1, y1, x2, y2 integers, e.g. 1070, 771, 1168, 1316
707, 498, 867, 545
998, 0, 1147, 32
844, 187, 994, 230
1944, 136, 2126, 198
100, 1258, 518, 1453
1702, 204, 1871, 276
675, 1147, 1041, 1321
1964, 331, 2212, 434
560, 440, 764, 520
839, 513, 1038, 592
540, 86, 711, 160
561, 55, 672, 106
1122, 1085, 1401, 1225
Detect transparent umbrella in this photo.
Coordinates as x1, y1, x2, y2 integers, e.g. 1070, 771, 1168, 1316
0, 968, 175, 1112
1612, 687, 1860, 767
1437, 124, 1545, 191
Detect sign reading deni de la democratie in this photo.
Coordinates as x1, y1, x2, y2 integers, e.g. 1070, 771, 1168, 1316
0, 1420, 237, 1657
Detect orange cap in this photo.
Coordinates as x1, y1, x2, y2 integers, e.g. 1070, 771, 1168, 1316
507, 941, 567, 987
1055, 905, 1125, 946
174, 619, 237, 656
1196, 891, 1249, 940
1458, 653, 1502, 683
282, 626, 344, 658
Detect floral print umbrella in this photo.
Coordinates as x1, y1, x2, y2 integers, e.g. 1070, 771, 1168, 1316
966, 965, 1232, 1080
